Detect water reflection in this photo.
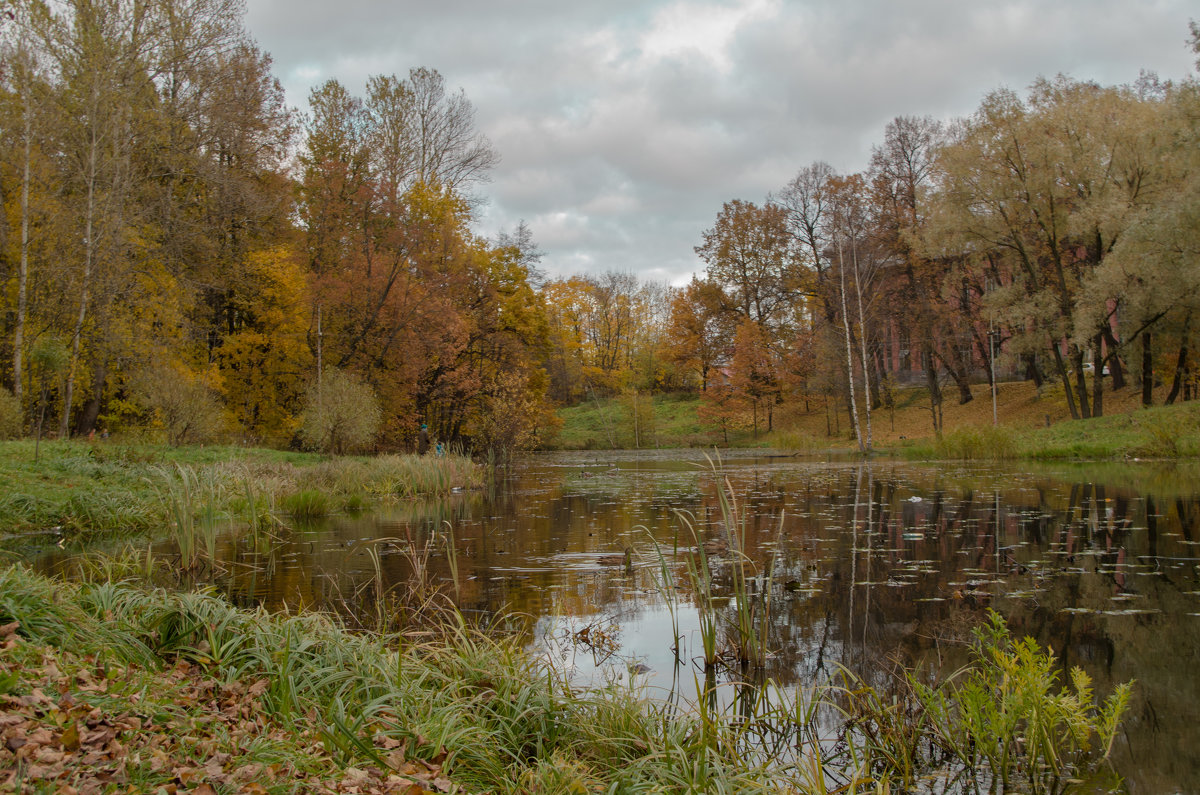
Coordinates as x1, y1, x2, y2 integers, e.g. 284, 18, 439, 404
46, 452, 1200, 791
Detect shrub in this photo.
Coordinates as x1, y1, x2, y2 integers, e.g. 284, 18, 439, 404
299, 369, 382, 455
131, 364, 226, 445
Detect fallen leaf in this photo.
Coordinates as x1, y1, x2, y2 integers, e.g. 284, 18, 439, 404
61, 721, 80, 751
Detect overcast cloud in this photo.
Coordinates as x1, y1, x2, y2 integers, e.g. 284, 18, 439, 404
245, 0, 1197, 285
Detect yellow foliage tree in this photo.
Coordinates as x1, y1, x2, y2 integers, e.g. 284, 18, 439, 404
217, 246, 312, 442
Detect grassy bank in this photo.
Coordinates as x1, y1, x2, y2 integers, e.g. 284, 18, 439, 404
0, 440, 482, 539
555, 393, 708, 449
0, 566, 1131, 794
883, 398, 1200, 461
552, 383, 1200, 460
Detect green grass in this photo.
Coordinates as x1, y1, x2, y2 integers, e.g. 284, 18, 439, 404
279, 488, 332, 519
893, 401, 1200, 461
554, 393, 729, 449
553, 388, 1200, 461
0, 440, 482, 539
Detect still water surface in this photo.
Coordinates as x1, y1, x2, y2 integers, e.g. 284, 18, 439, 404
67, 451, 1200, 791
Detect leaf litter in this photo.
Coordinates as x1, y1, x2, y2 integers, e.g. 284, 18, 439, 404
0, 622, 462, 794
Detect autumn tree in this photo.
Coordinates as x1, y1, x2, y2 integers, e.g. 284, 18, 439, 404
729, 317, 778, 437
539, 272, 672, 401
1076, 73, 1200, 406
665, 277, 727, 390
298, 72, 550, 449
776, 162, 859, 431
927, 80, 1170, 418
827, 174, 878, 450
695, 199, 800, 330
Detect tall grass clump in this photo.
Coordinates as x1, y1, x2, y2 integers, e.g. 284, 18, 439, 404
297, 453, 481, 501
714, 470, 778, 669
676, 508, 721, 668
157, 464, 225, 570
672, 456, 777, 671
279, 488, 331, 519
906, 425, 1019, 461
1131, 407, 1200, 458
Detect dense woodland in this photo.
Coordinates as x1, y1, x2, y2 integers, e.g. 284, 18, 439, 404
1, 1, 1198, 452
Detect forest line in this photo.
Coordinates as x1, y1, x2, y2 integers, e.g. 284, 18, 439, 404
1, 2, 1198, 452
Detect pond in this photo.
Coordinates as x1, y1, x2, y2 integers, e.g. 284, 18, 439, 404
42, 450, 1200, 791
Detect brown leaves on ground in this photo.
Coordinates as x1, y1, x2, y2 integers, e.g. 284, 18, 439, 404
0, 625, 466, 794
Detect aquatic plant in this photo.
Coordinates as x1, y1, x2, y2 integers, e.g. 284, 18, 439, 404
912, 610, 1132, 792
157, 464, 224, 570
676, 508, 721, 668
827, 610, 1134, 792
279, 488, 330, 519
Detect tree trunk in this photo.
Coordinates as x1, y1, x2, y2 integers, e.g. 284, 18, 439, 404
13, 72, 32, 407
1102, 326, 1126, 390
1166, 327, 1190, 405
1091, 334, 1104, 419
923, 349, 942, 435
60, 99, 102, 440
837, 240, 863, 452
1142, 331, 1154, 407
1049, 341, 1080, 420
1023, 352, 1044, 388
1072, 347, 1091, 419
78, 360, 108, 436
934, 348, 975, 405
852, 242, 872, 452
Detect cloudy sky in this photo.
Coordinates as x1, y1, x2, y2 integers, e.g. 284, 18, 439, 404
245, 0, 1196, 286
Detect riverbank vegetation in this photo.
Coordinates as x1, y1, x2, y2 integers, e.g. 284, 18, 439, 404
553, 384, 1200, 460
0, 440, 481, 539
0, 565, 1133, 793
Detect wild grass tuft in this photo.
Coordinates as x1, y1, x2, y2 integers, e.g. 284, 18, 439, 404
279, 488, 330, 519
156, 464, 224, 570
905, 425, 1019, 461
